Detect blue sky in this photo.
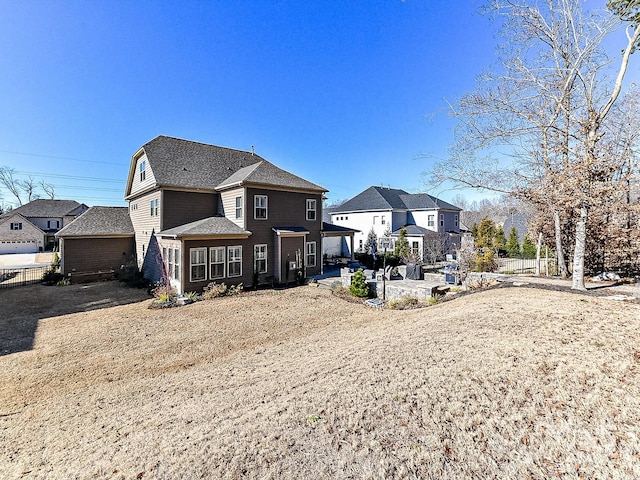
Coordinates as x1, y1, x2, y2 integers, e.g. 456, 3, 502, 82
1, 1, 632, 209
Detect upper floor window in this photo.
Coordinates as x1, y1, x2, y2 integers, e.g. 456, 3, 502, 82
130, 203, 138, 211
254, 195, 268, 220
428, 215, 435, 227
439, 214, 444, 227
454, 215, 459, 227
254, 244, 267, 274
190, 247, 207, 282
373, 216, 378, 225
47, 220, 60, 229
306, 199, 316, 221
139, 160, 146, 182
235, 196, 243, 219
10, 222, 22, 230
381, 216, 386, 225
150, 198, 159, 217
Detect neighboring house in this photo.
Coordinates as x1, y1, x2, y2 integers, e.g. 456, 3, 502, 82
56, 207, 135, 278
122, 135, 327, 293
0, 199, 88, 254
326, 186, 462, 261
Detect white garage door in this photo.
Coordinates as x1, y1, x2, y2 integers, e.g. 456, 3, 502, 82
0, 240, 38, 254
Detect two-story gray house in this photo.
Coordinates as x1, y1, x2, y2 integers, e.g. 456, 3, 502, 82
123, 135, 327, 293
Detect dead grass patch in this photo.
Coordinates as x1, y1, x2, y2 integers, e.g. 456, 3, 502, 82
1, 282, 640, 479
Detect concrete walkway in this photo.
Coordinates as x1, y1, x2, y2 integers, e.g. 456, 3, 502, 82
0, 253, 54, 268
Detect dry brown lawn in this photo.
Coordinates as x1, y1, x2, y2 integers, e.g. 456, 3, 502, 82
1, 282, 640, 479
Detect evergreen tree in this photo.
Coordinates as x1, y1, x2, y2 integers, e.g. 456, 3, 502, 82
494, 225, 506, 250
363, 228, 377, 255
475, 217, 496, 249
506, 226, 521, 258
349, 269, 370, 298
521, 234, 537, 259
393, 226, 410, 260
471, 223, 478, 240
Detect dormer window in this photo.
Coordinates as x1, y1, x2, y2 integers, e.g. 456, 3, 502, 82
139, 160, 146, 182
254, 195, 267, 220
306, 199, 316, 221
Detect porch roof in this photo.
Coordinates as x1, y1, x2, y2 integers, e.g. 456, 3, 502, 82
158, 216, 251, 238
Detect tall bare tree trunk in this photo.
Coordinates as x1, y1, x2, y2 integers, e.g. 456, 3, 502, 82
553, 210, 569, 278
572, 205, 588, 290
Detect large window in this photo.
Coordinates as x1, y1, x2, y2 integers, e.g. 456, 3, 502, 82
254, 195, 268, 219
190, 248, 207, 282
254, 244, 267, 273
228, 246, 242, 277
210, 247, 225, 279
150, 198, 159, 217
139, 160, 146, 182
306, 241, 316, 268
235, 196, 243, 219
306, 199, 316, 221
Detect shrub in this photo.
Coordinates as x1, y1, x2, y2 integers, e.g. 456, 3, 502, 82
202, 282, 243, 299
52, 252, 60, 267
349, 269, 371, 298
185, 291, 200, 302
475, 249, 498, 272
388, 296, 419, 310
42, 266, 63, 285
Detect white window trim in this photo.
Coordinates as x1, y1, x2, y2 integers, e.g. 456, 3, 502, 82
306, 199, 316, 221
254, 195, 268, 220
306, 241, 316, 268
254, 244, 268, 274
428, 215, 435, 227
190, 247, 207, 282
235, 196, 243, 219
150, 198, 159, 217
228, 246, 242, 277
210, 246, 226, 279
140, 160, 146, 182
439, 213, 444, 227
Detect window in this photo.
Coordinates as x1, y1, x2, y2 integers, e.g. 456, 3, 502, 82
47, 220, 60, 229
163, 247, 180, 280
359, 239, 363, 251
454, 215, 459, 227
150, 198, 159, 217
306, 199, 316, 221
428, 215, 435, 227
235, 196, 243, 219
190, 248, 207, 282
254, 195, 267, 219
228, 246, 242, 277
306, 241, 316, 267
411, 241, 419, 256
173, 248, 180, 280
210, 247, 225, 279
10, 222, 22, 230
373, 216, 378, 225
254, 244, 267, 273
440, 214, 444, 227
381, 216, 386, 225
130, 203, 138, 211
139, 160, 146, 182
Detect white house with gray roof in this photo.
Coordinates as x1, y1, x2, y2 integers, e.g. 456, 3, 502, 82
326, 186, 462, 261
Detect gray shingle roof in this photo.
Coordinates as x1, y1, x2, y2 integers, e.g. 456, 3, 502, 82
321, 222, 361, 233
2, 199, 88, 218
158, 216, 251, 238
391, 224, 432, 236
56, 207, 134, 237
133, 136, 326, 194
333, 186, 461, 213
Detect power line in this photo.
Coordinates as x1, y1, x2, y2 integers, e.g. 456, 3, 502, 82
14, 171, 124, 183
0, 150, 128, 167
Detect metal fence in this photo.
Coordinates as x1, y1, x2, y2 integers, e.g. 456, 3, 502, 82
0, 266, 49, 289
497, 257, 559, 276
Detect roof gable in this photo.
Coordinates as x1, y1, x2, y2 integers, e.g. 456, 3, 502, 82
0, 212, 43, 233
217, 161, 326, 192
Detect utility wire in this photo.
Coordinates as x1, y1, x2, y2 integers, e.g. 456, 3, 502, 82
0, 150, 128, 167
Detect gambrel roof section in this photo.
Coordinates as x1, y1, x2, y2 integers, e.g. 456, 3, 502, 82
56, 207, 134, 238
216, 160, 326, 193
125, 135, 326, 198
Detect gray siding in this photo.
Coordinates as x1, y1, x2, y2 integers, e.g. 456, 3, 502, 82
163, 190, 217, 230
